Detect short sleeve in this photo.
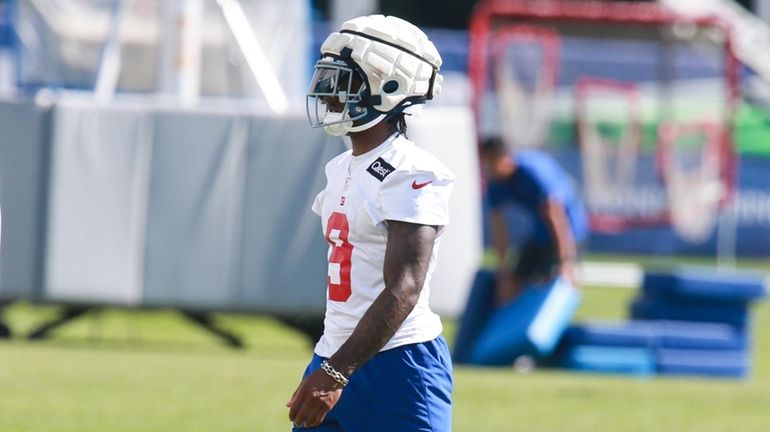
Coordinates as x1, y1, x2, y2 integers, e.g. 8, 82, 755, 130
378, 170, 454, 227
520, 153, 569, 204
311, 190, 324, 216
530, 168, 566, 204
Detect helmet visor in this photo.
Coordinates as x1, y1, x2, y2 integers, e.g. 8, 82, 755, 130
306, 60, 367, 129
309, 65, 352, 96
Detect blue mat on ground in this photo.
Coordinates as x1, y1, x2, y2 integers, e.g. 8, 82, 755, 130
661, 320, 749, 350
468, 277, 581, 366
557, 345, 655, 377
656, 349, 749, 378
563, 320, 657, 348
452, 270, 496, 364
563, 320, 748, 351
643, 267, 767, 303
630, 298, 749, 329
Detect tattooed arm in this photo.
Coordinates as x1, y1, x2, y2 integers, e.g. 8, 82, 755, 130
329, 220, 438, 375
287, 220, 438, 428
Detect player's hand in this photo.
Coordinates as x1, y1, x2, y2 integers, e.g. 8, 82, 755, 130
286, 369, 343, 428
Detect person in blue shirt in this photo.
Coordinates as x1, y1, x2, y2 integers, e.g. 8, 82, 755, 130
480, 136, 588, 305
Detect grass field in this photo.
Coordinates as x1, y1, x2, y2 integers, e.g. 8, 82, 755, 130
0, 275, 769, 431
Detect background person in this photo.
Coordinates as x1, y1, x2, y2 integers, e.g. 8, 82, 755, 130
479, 136, 588, 305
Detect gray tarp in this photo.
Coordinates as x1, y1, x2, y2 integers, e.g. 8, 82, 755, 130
45, 101, 153, 304
0, 97, 481, 317
41, 98, 344, 312
143, 108, 341, 312
0, 100, 50, 301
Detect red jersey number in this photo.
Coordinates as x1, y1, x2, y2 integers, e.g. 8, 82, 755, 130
325, 212, 353, 302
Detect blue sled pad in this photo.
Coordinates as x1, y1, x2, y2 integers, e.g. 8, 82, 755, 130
469, 277, 581, 366
631, 298, 749, 329
562, 320, 658, 348
563, 320, 747, 351
453, 270, 496, 364
656, 349, 749, 378
643, 267, 767, 303
557, 345, 655, 377
661, 320, 748, 350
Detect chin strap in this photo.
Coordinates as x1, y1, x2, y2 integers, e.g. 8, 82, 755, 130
322, 112, 353, 136
347, 114, 386, 133
322, 112, 386, 136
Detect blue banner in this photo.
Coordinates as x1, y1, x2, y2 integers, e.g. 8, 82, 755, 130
486, 151, 770, 257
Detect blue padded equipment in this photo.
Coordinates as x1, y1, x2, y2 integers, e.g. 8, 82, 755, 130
469, 277, 581, 366
660, 320, 748, 350
563, 319, 747, 351
557, 345, 655, 376
562, 320, 657, 348
643, 267, 767, 303
630, 298, 749, 329
656, 348, 749, 378
452, 270, 496, 364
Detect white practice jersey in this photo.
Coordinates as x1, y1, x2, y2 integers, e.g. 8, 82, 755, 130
311, 133, 455, 358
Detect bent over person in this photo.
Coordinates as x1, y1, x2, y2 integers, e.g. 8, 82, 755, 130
287, 15, 455, 431
480, 136, 588, 306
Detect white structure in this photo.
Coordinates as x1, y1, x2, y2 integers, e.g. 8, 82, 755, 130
331, 0, 378, 32
157, 0, 204, 104
410, 106, 484, 316
22, 0, 309, 110
662, 0, 770, 84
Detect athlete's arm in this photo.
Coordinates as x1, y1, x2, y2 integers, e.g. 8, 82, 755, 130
287, 220, 437, 428
540, 198, 579, 287
330, 220, 437, 374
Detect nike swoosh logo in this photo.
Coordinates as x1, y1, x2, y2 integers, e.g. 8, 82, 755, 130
411, 180, 432, 190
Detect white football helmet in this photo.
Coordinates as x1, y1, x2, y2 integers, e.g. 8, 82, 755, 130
307, 15, 443, 136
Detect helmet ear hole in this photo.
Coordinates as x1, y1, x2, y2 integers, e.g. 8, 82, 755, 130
383, 80, 399, 94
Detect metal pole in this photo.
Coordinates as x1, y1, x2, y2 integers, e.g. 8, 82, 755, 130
176, 0, 203, 104
216, 0, 288, 113
157, 0, 203, 104
716, 24, 741, 269
716, 201, 738, 269
157, 0, 176, 96
95, 0, 128, 102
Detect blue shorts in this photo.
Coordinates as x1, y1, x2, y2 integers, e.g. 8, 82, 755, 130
292, 336, 453, 432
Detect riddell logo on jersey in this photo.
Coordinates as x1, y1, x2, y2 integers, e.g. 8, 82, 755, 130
366, 157, 395, 182
412, 180, 432, 190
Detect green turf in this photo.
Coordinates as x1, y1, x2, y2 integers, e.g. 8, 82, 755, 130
1, 279, 769, 431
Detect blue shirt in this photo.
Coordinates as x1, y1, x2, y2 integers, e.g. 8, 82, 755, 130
486, 150, 588, 246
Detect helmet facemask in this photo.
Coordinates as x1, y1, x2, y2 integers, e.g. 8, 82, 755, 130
306, 58, 385, 136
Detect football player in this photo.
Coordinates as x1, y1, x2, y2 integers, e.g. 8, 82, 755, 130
287, 15, 454, 431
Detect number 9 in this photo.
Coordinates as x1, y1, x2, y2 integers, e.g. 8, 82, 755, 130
325, 212, 353, 302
